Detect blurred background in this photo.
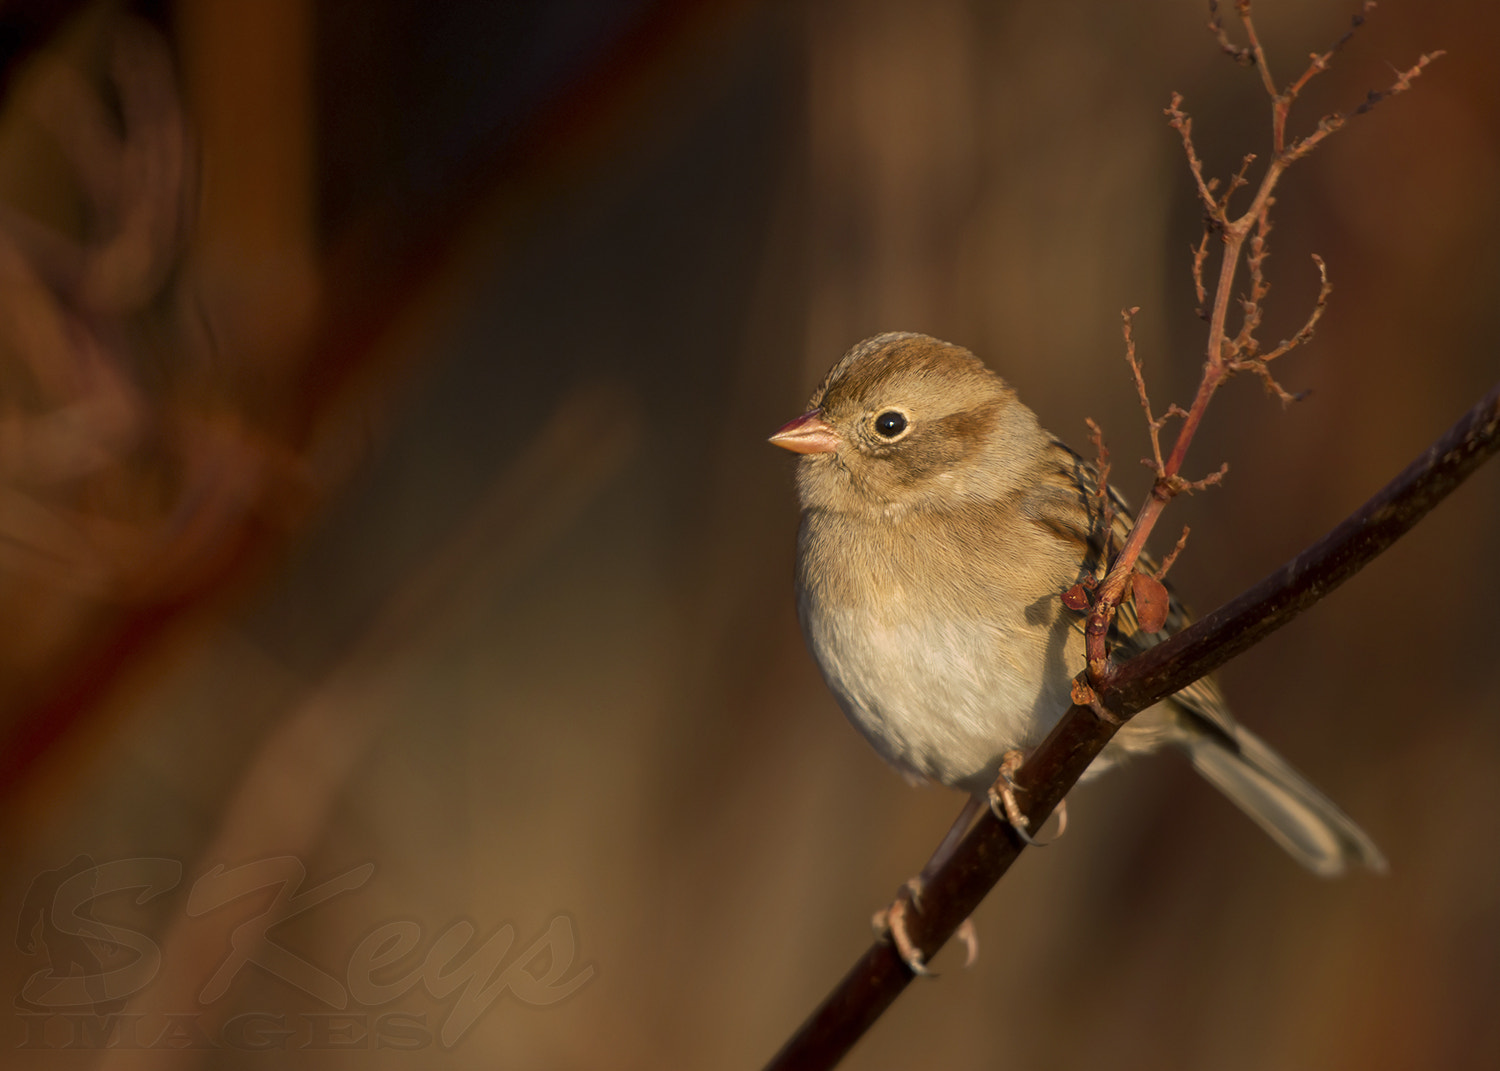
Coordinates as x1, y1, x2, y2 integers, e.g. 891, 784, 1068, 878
0, 1, 1495, 1068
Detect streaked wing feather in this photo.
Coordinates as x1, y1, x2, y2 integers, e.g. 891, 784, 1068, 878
1039, 438, 1239, 741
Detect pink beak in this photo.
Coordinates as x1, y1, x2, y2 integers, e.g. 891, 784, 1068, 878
769, 409, 840, 454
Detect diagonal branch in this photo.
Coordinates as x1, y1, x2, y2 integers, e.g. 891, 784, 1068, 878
762, 378, 1500, 1071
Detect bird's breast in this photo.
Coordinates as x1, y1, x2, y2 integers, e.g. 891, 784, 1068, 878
795, 512, 1081, 792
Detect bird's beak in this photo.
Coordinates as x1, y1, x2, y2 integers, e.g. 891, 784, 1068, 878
769, 409, 839, 454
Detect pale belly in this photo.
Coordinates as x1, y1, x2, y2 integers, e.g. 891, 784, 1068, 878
799, 597, 1083, 794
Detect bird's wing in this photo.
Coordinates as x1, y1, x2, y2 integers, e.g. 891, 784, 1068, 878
1042, 439, 1240, 741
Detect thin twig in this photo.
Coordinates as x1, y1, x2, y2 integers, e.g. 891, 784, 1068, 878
1165, 95, 1222, 220
1279, 1, 1378, 140
1260, 254, 1332, 363
1167, 461, 1230, 496
1207, 0, 1253, 66
1221, 153, 1257, 215
1085, 417, 1117, 562
1232, 201, 1273, 352
1234, 1, 1279, 101
1121, 308, 1168, 478
1191, 230, 1212, 313
1084, 20, 1438, 684
1153, 526, 1192, 581
1281, 52, 1442, 167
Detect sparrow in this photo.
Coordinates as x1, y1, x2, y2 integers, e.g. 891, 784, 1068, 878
771, 332, 1385, 969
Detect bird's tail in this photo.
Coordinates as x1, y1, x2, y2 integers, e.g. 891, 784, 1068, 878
1182, 724, 1386, 876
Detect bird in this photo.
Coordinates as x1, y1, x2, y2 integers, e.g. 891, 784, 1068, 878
770, 331, 1385, 971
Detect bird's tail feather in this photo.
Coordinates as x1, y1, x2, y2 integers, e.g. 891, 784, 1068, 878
1182, 724, 1386, 876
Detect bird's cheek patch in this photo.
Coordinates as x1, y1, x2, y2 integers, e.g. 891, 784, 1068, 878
931, 401, 1001, 460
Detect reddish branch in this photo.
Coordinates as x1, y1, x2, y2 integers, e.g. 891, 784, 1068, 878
1082, 11, 1441, 684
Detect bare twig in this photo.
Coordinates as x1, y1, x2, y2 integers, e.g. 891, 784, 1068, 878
1281, 51, 1442, 166
1191, 230, 1212, 313
1271, 1, 1374, 151
1165, 95, 1222, 221
1081, 14, 1439, 684
1261, 254, 1332, 363
1207, 0, 1254, 67
1231, 253, 1331, 405
1083, 417, 1118, 568
1232, 201, 1273, 352
1085, 417, 1112, 492
1153, 526, 1192, 581
1122, 309, 1189, 480
1122, 310, 1159, 475
1233, 2, 1279, 101
1222, 153, 1257, 215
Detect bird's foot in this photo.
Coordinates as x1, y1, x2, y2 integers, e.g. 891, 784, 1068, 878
986, 749, 1068, 846
872, 877, 978, 976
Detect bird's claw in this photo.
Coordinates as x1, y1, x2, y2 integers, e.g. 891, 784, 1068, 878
872, 877, 930, 975
986, 749, 1068, 845
872, 878, 979, 976
953, 918, 978, 968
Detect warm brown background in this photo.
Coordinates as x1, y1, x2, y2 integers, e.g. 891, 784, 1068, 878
0, 1, 1496, 1068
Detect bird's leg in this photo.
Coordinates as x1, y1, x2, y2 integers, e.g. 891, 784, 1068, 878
873, 795, 984, 975
986, 748, 1069, 846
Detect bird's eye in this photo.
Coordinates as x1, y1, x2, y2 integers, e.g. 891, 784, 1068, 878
873, 410, 908, 439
